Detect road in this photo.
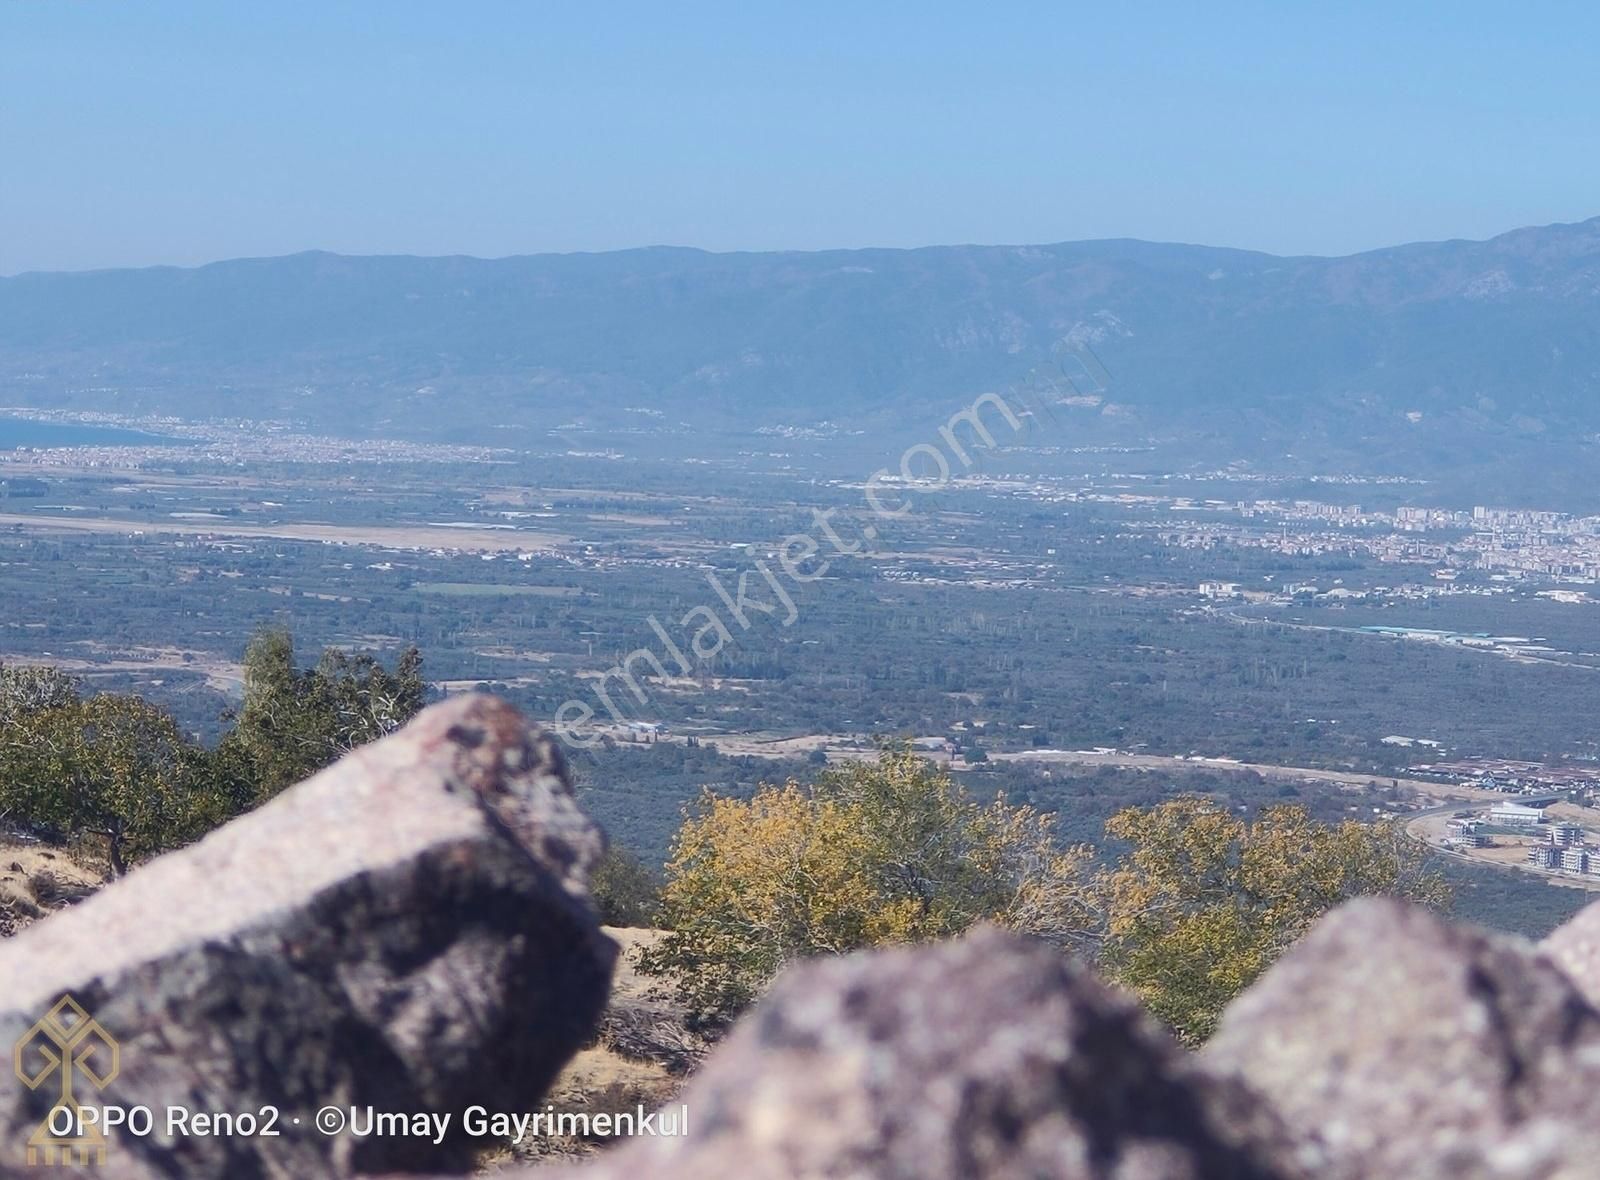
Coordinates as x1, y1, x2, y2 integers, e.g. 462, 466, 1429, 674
0, 512, 567, 553
991, 747, 1484, 798
1214, 602, 1600, 674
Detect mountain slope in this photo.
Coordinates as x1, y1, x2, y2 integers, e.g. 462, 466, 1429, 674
4, 218, 1600, 460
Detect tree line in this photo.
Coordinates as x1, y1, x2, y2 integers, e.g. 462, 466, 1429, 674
1, 641, 1446, 1046
0, 631, 425, 875
636, 747, 1448, 1044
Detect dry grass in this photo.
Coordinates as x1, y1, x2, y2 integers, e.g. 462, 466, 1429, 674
477, 927, 704, 1169
0, 839, 103, 937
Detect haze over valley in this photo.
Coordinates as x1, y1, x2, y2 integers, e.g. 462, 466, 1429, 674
7, 214, 1600, 500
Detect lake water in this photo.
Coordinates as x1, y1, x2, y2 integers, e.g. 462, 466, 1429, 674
0, 418, 189, 449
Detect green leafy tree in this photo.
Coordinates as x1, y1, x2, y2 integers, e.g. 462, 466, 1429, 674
0, 688, 227, 875
0, 637, 431, 876
589, 844, 662, 927
224, 629, 427, 801
223, 629, 310, 801
316, 644, 428, 754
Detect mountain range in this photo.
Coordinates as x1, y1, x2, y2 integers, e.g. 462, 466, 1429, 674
5, 217, 1600, 480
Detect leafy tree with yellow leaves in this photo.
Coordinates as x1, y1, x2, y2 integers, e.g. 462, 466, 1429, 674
1099, 797, 1448, 1043
639, 749, 1447, 1041
637, 748, 1101, 1026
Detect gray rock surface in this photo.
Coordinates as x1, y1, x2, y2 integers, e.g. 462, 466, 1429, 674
552, 926, 1307, 1180
19, 714, 1600, 1180
1539, 898, 1600, 1008
1204, 898, 1600, 1180
0, 694, 614, 1179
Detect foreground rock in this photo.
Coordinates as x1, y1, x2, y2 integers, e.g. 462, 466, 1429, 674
551, 926, 1307, 1180
1204, 899, 1600, 1180
1539, 900, 1600, 1008
0, 695, 614, 1179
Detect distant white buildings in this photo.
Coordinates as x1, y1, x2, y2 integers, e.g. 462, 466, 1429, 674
1383, 735, 1443, 749
1489, 801, 1549, 827
1447, 817, 1489, 848
1521, 819, 1600, 877
1552, 821, 1587, 847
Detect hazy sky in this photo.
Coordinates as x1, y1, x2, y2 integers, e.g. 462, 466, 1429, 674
5, 2, 1599, 274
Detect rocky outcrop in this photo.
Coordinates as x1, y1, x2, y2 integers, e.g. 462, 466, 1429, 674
1204, 899, 1600, 1180
525, 901, 1600, 1180
0, 694, 614, 1179
17, 699, 1600, 1180
553, 926, 1309, 1180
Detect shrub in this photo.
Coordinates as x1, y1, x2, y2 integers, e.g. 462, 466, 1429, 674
590, 844, 662, 927
0, 689, 231, 875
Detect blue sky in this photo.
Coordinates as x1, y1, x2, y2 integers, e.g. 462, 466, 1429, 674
4, 1, 1598, 272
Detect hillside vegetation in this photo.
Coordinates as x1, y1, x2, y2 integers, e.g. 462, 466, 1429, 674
2, 643, 1580, 1049
0, 632, 424, 874
639, 748, 1447, 1044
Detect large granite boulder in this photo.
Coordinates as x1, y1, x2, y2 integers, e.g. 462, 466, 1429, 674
1204, 898, 1600, 1180
551, 925, 1308, 1180
0, 694, 614, 1178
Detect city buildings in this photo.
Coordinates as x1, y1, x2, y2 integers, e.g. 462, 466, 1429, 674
1521, 820, 1600, 877
1489, 801, 1549, 827
1528, 845, 1559, 869
1552, 822, 1586, 847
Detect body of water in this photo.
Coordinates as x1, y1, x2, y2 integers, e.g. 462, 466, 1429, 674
0, 417, 189, 449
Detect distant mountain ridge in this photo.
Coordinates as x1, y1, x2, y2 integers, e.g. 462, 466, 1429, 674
4, 218, 1600, 467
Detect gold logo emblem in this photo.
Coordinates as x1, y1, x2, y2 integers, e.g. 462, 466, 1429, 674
13, 995, 120, 1166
